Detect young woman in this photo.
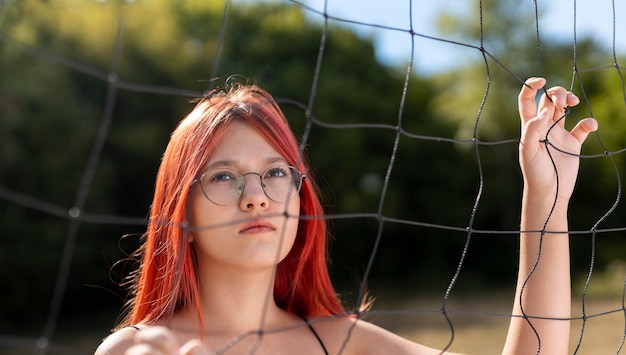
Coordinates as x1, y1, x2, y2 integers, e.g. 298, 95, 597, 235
95, 77, 598, 355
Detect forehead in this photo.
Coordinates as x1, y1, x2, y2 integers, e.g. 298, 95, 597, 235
206, 121, 286, 168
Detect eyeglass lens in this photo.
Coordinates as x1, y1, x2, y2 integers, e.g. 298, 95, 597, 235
199, 166, 303, 205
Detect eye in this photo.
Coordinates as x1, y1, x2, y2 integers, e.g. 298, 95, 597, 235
207, 170, 239, 183
264, 166, 288, 179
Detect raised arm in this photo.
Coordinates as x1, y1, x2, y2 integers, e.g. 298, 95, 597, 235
503, 77, 598, 354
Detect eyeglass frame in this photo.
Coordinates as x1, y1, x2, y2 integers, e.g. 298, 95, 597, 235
191, 165, 306, 206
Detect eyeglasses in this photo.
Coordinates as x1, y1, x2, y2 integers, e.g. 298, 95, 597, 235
193, 165, 306, 206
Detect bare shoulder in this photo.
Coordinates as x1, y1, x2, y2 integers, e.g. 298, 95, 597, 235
311, 316, 458, 355
94, 326, 138, 355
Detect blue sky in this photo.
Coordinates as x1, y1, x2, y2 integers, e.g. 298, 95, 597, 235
298, 0, 626, 74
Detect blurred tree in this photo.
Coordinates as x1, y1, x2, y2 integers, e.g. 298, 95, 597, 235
430, 0, 626, 283
0, 0, 444, 335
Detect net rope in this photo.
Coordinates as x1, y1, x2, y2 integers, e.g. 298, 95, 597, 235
0, 0, 625, 354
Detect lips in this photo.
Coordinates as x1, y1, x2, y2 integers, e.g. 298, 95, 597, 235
239, 219, 275, 234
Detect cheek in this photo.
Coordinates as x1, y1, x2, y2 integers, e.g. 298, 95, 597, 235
284, 193, 300, 221
278, 215, 300, 262
283, 196, 301, 243
189, 189, 220, 230
189, 192, 203, 226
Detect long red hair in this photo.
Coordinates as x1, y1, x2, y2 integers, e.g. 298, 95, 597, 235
116, 83, 345, 330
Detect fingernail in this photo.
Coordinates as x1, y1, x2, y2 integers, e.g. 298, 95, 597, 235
526, 77, 544, 89
587, 118, 598, 131
527, 77, 540, 84
568, 92, 580, 104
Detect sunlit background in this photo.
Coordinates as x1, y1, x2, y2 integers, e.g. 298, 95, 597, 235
1, 1, 625, 354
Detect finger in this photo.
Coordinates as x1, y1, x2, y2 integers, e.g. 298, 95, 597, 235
570, 118, 598, 144
135, 326, 179, 355
518, 77, 546, 122
566, 92, 580, 107
520, 106, 550, 149
180, 339, 210, 355
545, 88, 579, 108
545, 87, 568, 121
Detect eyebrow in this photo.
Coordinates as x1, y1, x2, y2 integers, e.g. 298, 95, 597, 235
205, 156, 289, 170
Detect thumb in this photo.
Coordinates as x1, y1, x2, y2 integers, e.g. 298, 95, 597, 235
570, 118, 598, 144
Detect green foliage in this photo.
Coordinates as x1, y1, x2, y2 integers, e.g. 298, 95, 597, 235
429, 2, 626, 280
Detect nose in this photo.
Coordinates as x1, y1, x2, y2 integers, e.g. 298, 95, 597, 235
239, 173, 268, 210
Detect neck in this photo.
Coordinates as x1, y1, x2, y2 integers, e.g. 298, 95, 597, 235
175, 264, 290, 335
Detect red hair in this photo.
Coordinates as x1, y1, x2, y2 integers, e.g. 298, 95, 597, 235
116, 83, 345, 331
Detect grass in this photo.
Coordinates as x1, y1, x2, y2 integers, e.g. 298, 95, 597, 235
370, 263, 626, 354
370, 295, 624, 354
